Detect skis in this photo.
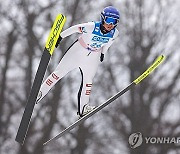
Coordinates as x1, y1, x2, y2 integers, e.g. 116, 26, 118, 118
15, 14, 66, 145
43, 55, 165, 145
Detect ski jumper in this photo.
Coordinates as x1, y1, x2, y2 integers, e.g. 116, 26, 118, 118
37, 21, 119, 115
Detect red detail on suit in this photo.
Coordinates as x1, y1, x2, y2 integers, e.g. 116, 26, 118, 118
52, 73, 59, 80
46, 79, 53, 86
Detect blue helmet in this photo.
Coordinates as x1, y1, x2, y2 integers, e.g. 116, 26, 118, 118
101, 6, 120, 26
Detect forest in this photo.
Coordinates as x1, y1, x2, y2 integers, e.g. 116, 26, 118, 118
0, 0, 179, 154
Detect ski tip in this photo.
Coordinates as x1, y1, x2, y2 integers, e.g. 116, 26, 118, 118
133, 54, 165, 85
45, 13, 66, 55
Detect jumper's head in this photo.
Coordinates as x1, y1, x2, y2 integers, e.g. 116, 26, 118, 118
100, 6, 120, 32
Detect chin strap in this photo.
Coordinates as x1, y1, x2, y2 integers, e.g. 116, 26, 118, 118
100, 24, 110, 34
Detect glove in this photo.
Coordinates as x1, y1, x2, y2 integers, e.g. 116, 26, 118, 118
55, 36, 62, 48
100, 53, 104, 62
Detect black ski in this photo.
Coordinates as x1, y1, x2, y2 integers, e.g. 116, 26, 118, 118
15, 14, 66, 145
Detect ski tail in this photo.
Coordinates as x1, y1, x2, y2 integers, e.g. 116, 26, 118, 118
133, 55, 165, 84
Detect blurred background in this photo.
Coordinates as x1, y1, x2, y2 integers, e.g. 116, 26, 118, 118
0, 0, 179, 154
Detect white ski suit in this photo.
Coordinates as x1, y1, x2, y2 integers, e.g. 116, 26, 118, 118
37, 21, 119, 115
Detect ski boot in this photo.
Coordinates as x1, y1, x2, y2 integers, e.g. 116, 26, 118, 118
78, 104, 96, 118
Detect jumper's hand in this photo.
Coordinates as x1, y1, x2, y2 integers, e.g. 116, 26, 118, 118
55, 36, 62, 48
100, 53, 104, 62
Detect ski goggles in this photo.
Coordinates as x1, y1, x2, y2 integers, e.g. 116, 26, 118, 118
104, 17, 119, 25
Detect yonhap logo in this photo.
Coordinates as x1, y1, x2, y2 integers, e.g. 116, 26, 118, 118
128, 132, 180, 149
128, 132, 143, 148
